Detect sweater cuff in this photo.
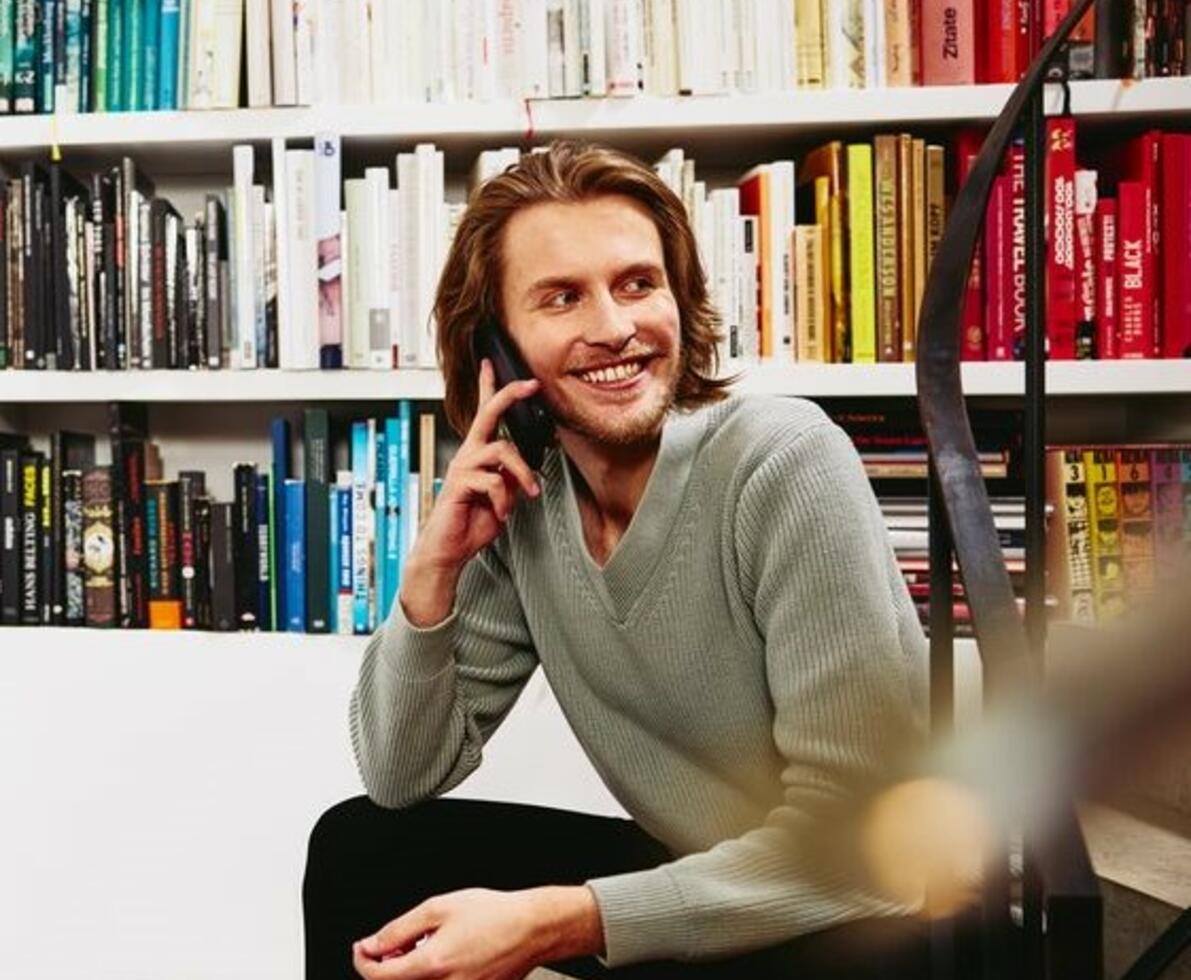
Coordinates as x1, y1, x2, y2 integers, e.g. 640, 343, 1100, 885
374, 598, 459, 681
585, 866, 693, 967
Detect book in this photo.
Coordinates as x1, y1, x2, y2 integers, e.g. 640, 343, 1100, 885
1083, 448, 1126, 620
232, 462, 258, 630
108, 401, 149, 629
210, 500, 236, 632
303, 407, 331, 633
255, 471, 273, 631
81, 464, 116, 628
846, 143, 876, 363
145, 479, 182, 629
284, 478, 305, 631
1116, 447, 1155, 602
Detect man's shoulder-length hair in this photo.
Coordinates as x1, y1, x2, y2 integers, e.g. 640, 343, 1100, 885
433, 139, 735, 438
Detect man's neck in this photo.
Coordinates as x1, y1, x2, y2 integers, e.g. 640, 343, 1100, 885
557, 428, 661, 563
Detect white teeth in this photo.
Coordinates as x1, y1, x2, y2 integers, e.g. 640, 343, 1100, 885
579, 361, 643, 385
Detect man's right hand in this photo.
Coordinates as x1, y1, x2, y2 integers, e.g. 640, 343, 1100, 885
398, 358, 542, 628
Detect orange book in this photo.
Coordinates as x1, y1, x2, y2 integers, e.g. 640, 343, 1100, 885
739, 166, 774, 359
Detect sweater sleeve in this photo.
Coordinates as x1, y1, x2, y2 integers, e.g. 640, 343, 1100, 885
584, 420, 928, 966
350, 538, 539, 808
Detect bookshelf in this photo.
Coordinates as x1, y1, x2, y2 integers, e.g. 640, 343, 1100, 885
1, 72, 1189, 980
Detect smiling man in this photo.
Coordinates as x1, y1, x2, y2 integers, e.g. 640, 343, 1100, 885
302, 141, 929, 980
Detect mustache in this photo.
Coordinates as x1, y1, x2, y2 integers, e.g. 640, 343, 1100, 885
564, 349, 661, 373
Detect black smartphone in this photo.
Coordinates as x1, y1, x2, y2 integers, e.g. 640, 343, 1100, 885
472, 320, 556, 471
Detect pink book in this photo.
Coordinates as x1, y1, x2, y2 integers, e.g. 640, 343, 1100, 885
984, 175, 1012, 361
1008, 146, 1026, 360
1160, 133, 1190, 358
1045, 118, 1077, 360
921, 0, 976, 84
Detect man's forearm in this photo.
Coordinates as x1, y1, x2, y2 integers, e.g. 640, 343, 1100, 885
526, 885, 605, 964
398, 556, 462, 628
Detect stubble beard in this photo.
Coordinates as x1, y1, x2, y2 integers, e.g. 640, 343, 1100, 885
548, 360, 681, 448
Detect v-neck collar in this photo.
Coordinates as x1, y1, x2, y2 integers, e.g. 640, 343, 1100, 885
548, 408, 709, 625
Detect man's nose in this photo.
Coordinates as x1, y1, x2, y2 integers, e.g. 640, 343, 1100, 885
581, 290, 637, 348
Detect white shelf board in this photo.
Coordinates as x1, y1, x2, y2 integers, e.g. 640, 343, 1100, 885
2, 359, 1188, 403
0, 367, 445, 402
2, 78, 1186, 160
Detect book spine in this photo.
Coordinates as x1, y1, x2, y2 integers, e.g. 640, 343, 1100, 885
1116, 179, 1150, 358
303, 407, 331, 633
256, 471, 272, 631
314, 133, 343, 368
107, 0, 123, 110
1116, 447, 1155, 602
92, 0, 107, 109
141, 0, 159, 110
37, 458, 51, 623
284, 478, 305, 631
846, 143, 876, 363
18, 451, 40, 624
158, 0, 179, 108
178, 470, 201, 628
921, 0, 975, 83
1073, 169, 1098, 359
334, 472, 352, 634
373, 425, 386, 624
37, 0, 57, 112
62, 469, 84, 625
418, 413, 435, 534
1057, 449, 1096, 623
124, 0, 140, 110
146, 480, 181, 628
1160, 133, 1190, 357
210, 501, 235, 631
81, 465, 115, 627
270, 416, 289, 629
350, 419, 370, 634
1150, 449, 1184, 572
1008, 145, 1026, 359
1045, 117, 1077, 359
1084, 448, 1125, 620
873, 135, 900, 362
232, 462, 258, 629
984, 175, 1010, 360
1095, 197, 1118, 358
884, 0, 913, 83
192, 494, 211, 628
381, 414, 401, 622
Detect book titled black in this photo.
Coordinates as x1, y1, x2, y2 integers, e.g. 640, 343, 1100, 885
177, 470, 206, 628
304, 408, 331, 633
233, 462, 259, 630
210, 501, 236, 632
108, 401, 149, 628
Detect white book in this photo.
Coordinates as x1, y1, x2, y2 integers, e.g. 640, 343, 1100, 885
453, 0, 478, 100
137, 198, 151, 369
312, 0, 342, 105
546, 0, 565, 95
405, 471, 420, 558
339, 208, 352, 366
562, 0, 582, 95
414, 144, 445, 366
865, 0, 885, 87
673, 0, 698, 93
826, 0, 865, 88
253, 188, 268, 366
769, 159, 796, 358
270, 0, 297, 104
470, 147, 521, 191
419, 0, 448, 101
715, 0, 737, 92
341, 0, 370, 103
394, 2, 423, 101
177, 0, 192, 108
496, 0, 519, 98
641, 0, 676, 95
293, 0, 315, 104
387, 189, 403, 366
285, 150, 318, 370
775, 0, 797, 91
217, 0, 248, 107
605, 0, 641, 96
579, 0, 606, 95
740, 214, 759, 361
395, 153, 419, 367
82, 219, 98, 372
232, 144, 257, 369
270, 137, 292, 368
344, 179, 371, 369
313, 133, 342, 366
364, 167, 392, 370
733, 0, 757, 92
519, 0, 550, 98
247, 0, 272, 106
369, 0, 394, 103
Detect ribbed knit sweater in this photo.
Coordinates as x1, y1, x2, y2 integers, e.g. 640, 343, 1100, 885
350, 394, 928, 967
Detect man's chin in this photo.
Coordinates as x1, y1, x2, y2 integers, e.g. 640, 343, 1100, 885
555, 402, 671, 449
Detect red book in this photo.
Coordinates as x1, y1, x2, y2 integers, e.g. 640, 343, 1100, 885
983, 0, 1016, 81
985, 174, 1012, 360
1073, 170, 1098, 359
1160, 133, 1190, 358
1105, 132, 1162, 356
921, 0, 976, 83
1117, 180, 1151, 359
1014, 0, 1032, 68
956, 129, 986, 360
1008, 145, 1026, 359
1043, 0, 1069, 35
1045, 118, 1077, 359
1095, 198, 1118, 360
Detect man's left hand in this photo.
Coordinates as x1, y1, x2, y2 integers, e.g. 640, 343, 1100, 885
352, 885, 603, 980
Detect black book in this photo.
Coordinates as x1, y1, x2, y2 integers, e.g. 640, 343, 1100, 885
108, 163, 127, 368
18, 449, 42, 624
49, 431, 96, 624
121, 157, 155, 370
81, 465, 116, 628
0, 445, 26, 624
148, 198, 179, 369
210, 500, 236, 632
48, 161, 89, 370
108, 402, 149, 628
20, 162, 48, 370
204, 194, 227, 369
233, 462, 259, 630
1094, 0, 1129, 77
0, 177, 8, 370
185, 224, 205, 369
304, 409, 331, 632
168, 209, 187, 370
193, 495, 213, 629
79, 0, 93, 112
37, 456, 52, 623
7, 177, 23, 370
178, 470, 206, 628
62, 469, 85, 625
87, 172, 108, 369
145, 479, 181, 628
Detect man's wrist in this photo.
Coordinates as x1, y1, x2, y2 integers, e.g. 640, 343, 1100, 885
525, 885, 605, 965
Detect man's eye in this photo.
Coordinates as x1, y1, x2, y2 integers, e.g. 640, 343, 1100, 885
546, 290, 578, 308
623, 277, 655, 294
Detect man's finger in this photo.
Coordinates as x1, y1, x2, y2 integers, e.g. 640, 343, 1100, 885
360, 902, 438, 958
476, 357, 495, 408
465, 376, 540, 449
353, 938, 436, 980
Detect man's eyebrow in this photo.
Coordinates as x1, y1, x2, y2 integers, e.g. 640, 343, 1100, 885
524, 262, 665, 299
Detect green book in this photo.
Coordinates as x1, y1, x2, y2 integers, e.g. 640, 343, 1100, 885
12, 0, 35, 112
123, 0, 139, 110
92, 0, 108, 110
107, 0, 123, 111
0, 0, 14, 112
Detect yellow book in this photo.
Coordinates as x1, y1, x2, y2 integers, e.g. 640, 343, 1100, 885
419, 413, 436, 530
925, 144, 946, 276
908, 137, 926, 361
795, 0, 826, 88
874, 134, 900, 362
812, 177, 833, 360
1083, 449, 1126, 621
794, 225, 827, 361
846, 143, 876, 363
798, 142, 848, 362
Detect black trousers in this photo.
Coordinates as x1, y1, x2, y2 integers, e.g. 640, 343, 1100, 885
303, 796, 937, 979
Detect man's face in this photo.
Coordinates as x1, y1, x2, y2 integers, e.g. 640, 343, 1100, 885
499, 195, 682, 449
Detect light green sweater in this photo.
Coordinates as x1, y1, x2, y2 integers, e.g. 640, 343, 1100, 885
350, 394, 928, 966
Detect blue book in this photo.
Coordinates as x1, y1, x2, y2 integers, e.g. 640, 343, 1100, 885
335, 481, 352, 633
284, 479, 306, 632
350, 421, 370, 635
12, 0, 35, 112
270, 417, 289, 630
373, 426, 387, 627
255, 472, 273, 631
141, 0, 159, 109
382, 415, 401, 622
78, 0, 93, 111
107, 0, 124, 110
397, 401, 412, 568
157, 0, 178, 108
327, 485, 338, 633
